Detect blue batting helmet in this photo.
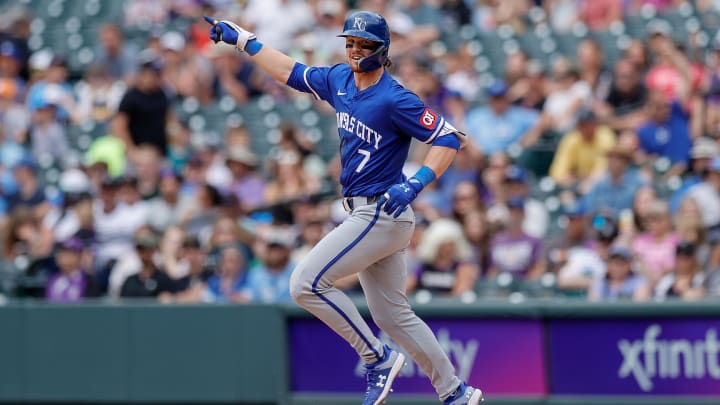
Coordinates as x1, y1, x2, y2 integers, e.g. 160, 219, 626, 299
338, 10, 390, 72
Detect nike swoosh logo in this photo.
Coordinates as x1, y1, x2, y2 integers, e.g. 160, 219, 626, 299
337, 90, 347, 96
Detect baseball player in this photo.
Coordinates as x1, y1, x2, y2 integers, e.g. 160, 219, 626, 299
205, 10, 483, 405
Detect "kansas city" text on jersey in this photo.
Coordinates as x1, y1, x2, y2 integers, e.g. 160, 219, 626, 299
336, 112, 383, 149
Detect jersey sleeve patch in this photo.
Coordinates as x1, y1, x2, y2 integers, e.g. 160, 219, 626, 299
419, 107, 439, 130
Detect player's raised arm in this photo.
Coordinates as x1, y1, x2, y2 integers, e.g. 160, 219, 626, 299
204, 16, 295, 85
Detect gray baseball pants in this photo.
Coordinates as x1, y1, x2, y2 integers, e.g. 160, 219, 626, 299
289, 201, 461, 399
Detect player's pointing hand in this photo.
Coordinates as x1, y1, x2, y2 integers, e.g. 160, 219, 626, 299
203, 15, 257, 53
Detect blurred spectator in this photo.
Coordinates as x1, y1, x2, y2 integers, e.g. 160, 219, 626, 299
582, 144, 646, 217
487, 197, 544, 279
128, 144, 162, 199
209, 42, 265, 104
674, 197, 712, 268
146, 169, 193, 232
92, 176, 146, 276
204, 244, 251, 303
295, 0, 348, 66
157, 225, 187, 280
544, 201, 593, 275
160, 235, 212, 304
292, 217, 327, 264
598, 58, 648, 131
576, 39, 612, 100
450, 180, 484, 223
181, 183, 224, 242
25, 55, 78, 124
225, 146, 266, 212
629, 185, 658, 236
542, 57, 593, 134
653, 241, 706, 301
465, 80, 541, 155
632, 200, 679, 287
460, 208, 492, 273
703, 37, 720, 138
407, 218, 479, 298
5, 157, 48, 214
636, 91, 692, 177
0, 76, 31, 143
545, 0, 580, 33
487, 165, 549, 239
645, 21, 701, 103
243, 0, 314, 54
246, 230, 296, 303
669, 137, 719, 213
113, 54, 170, 157
27, 94, 69, 162
2, 206, 55, 289
120, 233, 175, 298
45, 238, 99, 303
94, 23, 139, 82
435, 147, 482, 216
549, 109, 616, 191
45, 169, 94, 242
685, 156, 720, 231
588, 244, 649, 302
579, 0, 623, 31
480, 151, 511, 209
264, 150, 321, 206
74, 64, 125, 125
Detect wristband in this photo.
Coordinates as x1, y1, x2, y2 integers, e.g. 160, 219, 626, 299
245, 39, 263, 56
410, 165, 436, 191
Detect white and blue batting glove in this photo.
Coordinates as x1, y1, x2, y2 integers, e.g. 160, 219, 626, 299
377, 179, 423, 218
204, 16, 256, 53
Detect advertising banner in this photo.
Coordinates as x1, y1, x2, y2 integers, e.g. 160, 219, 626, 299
289, 317, 546, 395
549, 318, 720, 395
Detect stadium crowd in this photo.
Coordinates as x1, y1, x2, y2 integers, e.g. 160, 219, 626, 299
1, 0, 720, 304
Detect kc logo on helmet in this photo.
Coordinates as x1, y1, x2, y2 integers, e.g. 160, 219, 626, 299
419, 107, 438, 130
353, 18, 367, 31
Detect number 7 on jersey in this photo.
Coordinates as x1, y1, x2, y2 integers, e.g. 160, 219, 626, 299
356, 149, 371, 173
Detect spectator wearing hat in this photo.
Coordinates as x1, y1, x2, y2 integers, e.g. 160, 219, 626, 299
112, 53, 171, 158
632, 200, 679, 288
145, 169, 193, 232
465, 79, 540, 155
549, 108, 617, 191
5, 156, 48, 214
45, 238, 99, 302
225, 146, 267, 212
669, 137, 720, 214
588, 244, 649, 302
25, 54, 78, 123
486, 165, 548, 239
0, 39, 26, 99
653, 241, 706, 301
685, 156, 720, 232
246, 229, 297, 303
92, 175, 147, 278
543, 201, 593, 277
45, 168, 94, 243
487, 196, 544, 280
407, 218, 480, 298
582, 144, 646, 218
120, 232, 175, 298
27, 87, 69, 162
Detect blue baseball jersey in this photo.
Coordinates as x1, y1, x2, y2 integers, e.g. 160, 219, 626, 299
287, 62, 455, 197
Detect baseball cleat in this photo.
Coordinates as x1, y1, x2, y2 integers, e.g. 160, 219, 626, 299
362, 345, 406, 405
443, 382, 484, 404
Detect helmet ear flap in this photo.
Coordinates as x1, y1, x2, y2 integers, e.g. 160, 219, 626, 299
359, 45, 388, 72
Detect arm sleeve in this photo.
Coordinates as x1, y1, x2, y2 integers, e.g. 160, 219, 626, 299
286, 62, 333, 102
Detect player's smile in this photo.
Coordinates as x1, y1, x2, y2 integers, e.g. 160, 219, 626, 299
345, 37, 379, 69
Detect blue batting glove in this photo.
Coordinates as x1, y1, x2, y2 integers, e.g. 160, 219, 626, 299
377, 179, 423, 218
204, 16, 257, 52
